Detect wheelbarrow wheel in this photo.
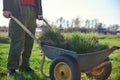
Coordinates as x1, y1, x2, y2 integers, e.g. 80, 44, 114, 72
49, 54, 81, 80
86, 57, 112, 80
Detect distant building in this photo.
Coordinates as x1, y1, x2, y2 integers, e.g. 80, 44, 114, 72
36, 25, 49, 33
0, 26, 8, 32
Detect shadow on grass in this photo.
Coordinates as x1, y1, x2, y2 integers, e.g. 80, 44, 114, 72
0, 71, 48, 80
0, 72, 7, 76
14, 71, 41, 80
0, 37, 10, 44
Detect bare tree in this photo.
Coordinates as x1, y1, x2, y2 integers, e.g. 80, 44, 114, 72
56, 17, 65, 28
66, 20, 70, 28
71, 19, 74, 28
94, 19, 99, 29
108, 24, 120, 31
85, 19, 90, 29
74, 17, 81, 27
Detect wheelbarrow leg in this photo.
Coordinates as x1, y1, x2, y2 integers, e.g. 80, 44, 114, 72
40, 54, 50, 78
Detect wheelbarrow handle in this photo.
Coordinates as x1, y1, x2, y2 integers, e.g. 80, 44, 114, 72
10, 16, 40, 43
112, 46, 120, 50
10, 16, 52, 43
43, 19, 52, 29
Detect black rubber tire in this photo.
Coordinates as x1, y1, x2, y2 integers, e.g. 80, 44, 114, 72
49, 54, 81, 80
86, 57, 112, 80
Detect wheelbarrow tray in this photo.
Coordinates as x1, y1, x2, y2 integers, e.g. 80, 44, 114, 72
41, 44, 117, 71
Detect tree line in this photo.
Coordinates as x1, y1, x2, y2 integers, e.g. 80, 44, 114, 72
41, 16, 120, 32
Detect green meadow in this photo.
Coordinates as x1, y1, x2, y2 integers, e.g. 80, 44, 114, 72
0, 32, 120, 80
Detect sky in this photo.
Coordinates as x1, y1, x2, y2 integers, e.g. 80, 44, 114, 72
0, 0, 120, 26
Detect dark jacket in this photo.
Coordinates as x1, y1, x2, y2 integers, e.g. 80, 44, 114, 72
3, 0, 43, 17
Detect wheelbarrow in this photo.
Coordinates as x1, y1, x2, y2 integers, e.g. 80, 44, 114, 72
11, 16, 120, 80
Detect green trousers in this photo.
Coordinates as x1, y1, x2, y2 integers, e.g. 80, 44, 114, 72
7, 5, 37, 69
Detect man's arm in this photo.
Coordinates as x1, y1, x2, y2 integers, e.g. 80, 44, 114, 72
36, 0, 43, 15
3, 0, 11, 11
3, 0, 21, 18
3, 0, 12, 18
36, 0, 43, 20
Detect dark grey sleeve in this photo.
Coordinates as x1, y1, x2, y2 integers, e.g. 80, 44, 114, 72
36, 0, 43, 15
3, 0, 11, 11
3, 0, 21, 17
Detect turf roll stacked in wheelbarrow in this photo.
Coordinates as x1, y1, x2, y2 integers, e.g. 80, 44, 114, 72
39, 29, 108, 54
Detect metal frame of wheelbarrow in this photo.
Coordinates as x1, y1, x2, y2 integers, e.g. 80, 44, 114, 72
41, 44, 120, 80
11, 16, 120, 80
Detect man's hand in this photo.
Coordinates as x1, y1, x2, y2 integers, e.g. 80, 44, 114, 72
38, 15, 43, 20
3, 11, 12, 18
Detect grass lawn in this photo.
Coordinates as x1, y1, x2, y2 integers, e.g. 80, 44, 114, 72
0, 32, 120, 80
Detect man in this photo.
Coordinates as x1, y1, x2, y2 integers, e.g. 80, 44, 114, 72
3, 0, 43, 76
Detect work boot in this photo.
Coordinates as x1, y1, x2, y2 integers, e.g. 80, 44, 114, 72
7, 69, 16, 76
